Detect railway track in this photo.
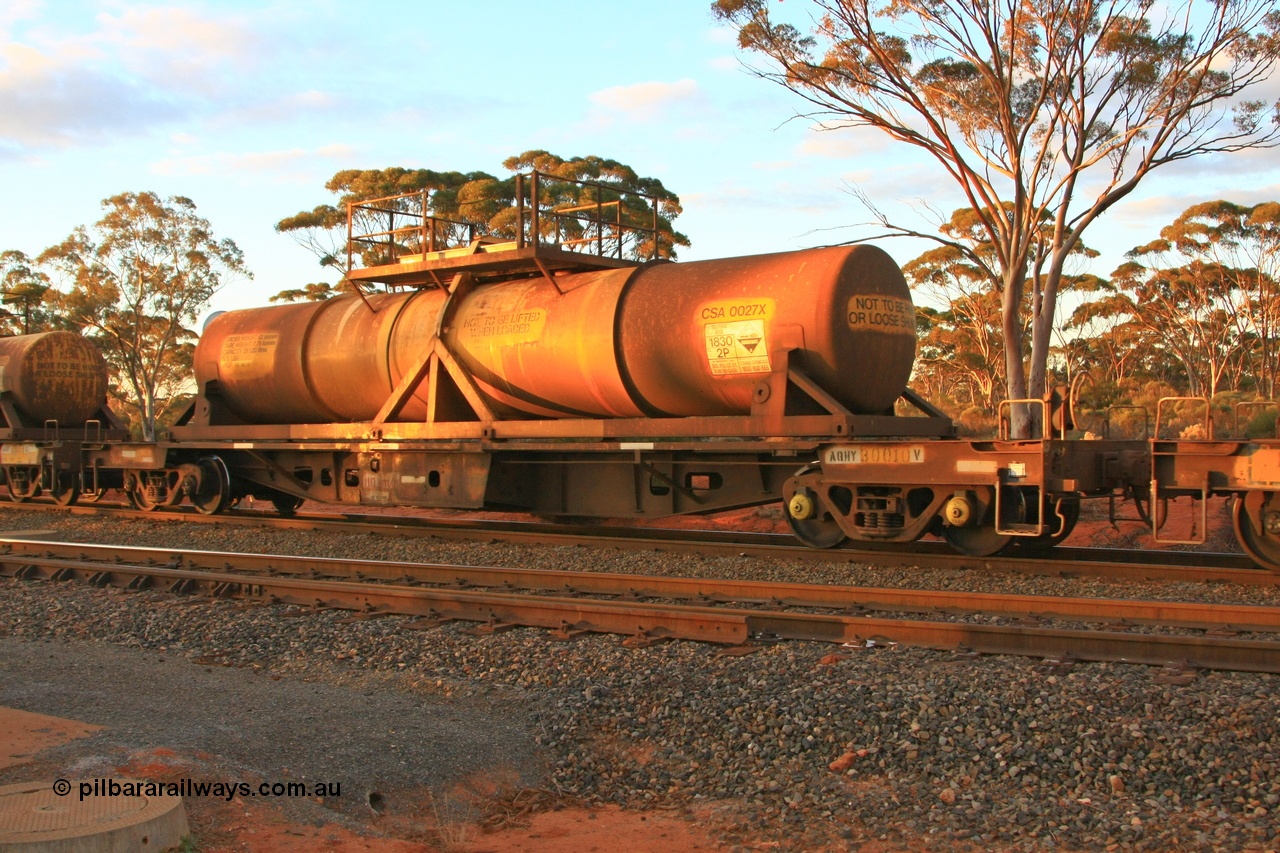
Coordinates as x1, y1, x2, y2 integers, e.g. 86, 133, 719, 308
5, 498, 1274, 586
4, 538, 1279, 673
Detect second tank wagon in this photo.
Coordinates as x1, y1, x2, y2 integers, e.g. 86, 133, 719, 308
0, 331, 110, 428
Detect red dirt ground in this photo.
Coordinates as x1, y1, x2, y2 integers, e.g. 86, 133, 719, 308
0, 707, 102, 770
0, 707, 727, 852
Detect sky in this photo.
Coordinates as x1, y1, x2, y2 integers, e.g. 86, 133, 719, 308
1, 0, 1278, 323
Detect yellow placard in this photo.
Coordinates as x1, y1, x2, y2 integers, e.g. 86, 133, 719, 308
220, 333, 279, 379
699, 298, 774, 376
845, 295, 915, 336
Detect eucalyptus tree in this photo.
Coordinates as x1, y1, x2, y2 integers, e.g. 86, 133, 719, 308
40, 192, 249, 439
0, 250, 54, 335
273, 151, 688, 302
1093, 200, 1280, 398
902, 205, 1097, 411
1155, 201, 1280, 397
1109, 254, 1246, 397
714, 0, 1280, 429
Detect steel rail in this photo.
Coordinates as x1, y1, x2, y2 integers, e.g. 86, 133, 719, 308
5, 539, 1280, 656
3, 551, 1279, 673
272, 509, 1259, 574
2, 538, 1278, 630
4, 499, 1273, 584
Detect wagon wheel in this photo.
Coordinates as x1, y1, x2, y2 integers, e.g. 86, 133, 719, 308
783, 466, 848, 549
191, 456, 231, 516
270, 493, 305, 518
1020, 498, 1081, 550
6, 467, 40, 503
943, 487, 1015, 557
128, 488, 159, 511
942, 524, 1014, 557
1233, 495, 1280, 572
786, 504, 849, 549
49, 470, 80, 507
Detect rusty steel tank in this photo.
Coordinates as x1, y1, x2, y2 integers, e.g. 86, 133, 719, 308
0, 331, 109, 426
194, 245, 916, 423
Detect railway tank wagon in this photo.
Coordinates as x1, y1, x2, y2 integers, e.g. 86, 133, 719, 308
0, 330, 129, 504
162, 188, 942, 521
190, 243, 916, 424
144, 175, 1149, 558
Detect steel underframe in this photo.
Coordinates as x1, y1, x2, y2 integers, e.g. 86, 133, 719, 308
789, 438, 1151, 543
1150, 438, 1280, 553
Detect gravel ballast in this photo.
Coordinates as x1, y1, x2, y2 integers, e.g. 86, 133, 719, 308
1, 506, 1278, 851
0, 636, 542, 803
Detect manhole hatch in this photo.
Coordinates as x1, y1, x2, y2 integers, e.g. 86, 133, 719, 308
0, 780, 187, 851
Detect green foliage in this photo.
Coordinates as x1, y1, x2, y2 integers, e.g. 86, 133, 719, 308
955, 405, 996, 438
0, 250, 56, 335
1065, 379, 1280, 440
1069, 199, 1280, 399
39, 192, 249, 439
909, 197, 1280, 425
1243, 406, 1279, 439
502, 150, 689, 259
1070, 378, 1178, 439
272, 151, 689, 303
269, 282, 345, 303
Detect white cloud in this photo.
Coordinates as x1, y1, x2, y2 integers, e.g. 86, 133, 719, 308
574, 78, 718, 140
0, 0, 41, 33
95, 6, 261, 91
215, 90, 342, 126
797, 124, 890, 159
0, 41, 184, 149
705, 25, 738, 46
588, 78, 705, 121
0, 5, 273, 154
1113, 183, 1280, 225
151, 144, 357, 178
